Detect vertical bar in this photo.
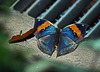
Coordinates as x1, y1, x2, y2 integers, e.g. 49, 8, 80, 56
55, 0, 92, 29
28, 0, 55, 18
78, 1, 100, 24
25, 0, 40, 14
85, 20, 100, 38
14, 0, 35, 12
10, 0, 19, 9
40, 0, 71, 22
39, 0, 60, 19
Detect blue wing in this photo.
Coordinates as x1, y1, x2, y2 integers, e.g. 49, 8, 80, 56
33, 18, 46, 29
57, 24, 88, 57
37, 34, 56, 56
61, 24, 89, 42
35, 24, 56, 39
34, 19, 57, 56
57, 35, 78, 57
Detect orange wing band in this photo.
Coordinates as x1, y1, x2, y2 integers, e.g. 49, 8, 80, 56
69, 24, 82, 39
35, 21, 51, 34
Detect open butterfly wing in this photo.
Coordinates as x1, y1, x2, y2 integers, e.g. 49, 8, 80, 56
57, 35, 78, 57
37, 35, 56, 56
61, 24, 89, 42
57, 24, 89, 57
35, 19, 57, 56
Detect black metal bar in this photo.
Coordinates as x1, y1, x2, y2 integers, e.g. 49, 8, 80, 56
14, 0, 35, 12
57, 0, 92, 29
28, 0, 55, 18
78, 1, 100, 25
87, 21, 100, 39
41, 0, 71, 22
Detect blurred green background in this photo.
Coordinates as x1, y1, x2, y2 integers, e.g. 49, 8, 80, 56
0, 0, 100, 72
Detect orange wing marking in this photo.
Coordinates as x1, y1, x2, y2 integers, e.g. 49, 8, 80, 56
69, 24, 82, 39
35, 21, 51, 34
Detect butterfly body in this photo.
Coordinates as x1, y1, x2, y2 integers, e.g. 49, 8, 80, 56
9, 19, 89, 57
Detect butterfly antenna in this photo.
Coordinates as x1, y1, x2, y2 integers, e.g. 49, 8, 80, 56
20, 30, 22, 36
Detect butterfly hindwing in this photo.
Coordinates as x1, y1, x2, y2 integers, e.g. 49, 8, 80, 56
57, 35, 78, 57
57, 24, 88, 57
37, 35, 56, 56
34, 19, 57, 56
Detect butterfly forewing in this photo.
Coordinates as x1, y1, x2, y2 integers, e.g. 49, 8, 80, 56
61, 24, 89, 42
57, 24, 88, 57
34, 19, 57, 56
34, 20, 56, 39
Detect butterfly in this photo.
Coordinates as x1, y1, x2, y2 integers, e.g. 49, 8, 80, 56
9, 19, 89, 57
